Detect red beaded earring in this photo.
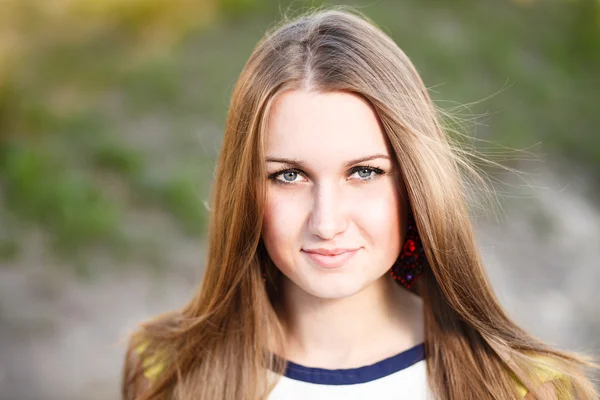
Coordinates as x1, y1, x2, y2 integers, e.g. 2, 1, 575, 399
390, 212, 426, 289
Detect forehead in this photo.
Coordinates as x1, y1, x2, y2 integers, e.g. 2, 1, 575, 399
264, 90, 391, 161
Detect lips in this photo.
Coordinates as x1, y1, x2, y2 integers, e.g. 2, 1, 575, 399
302, 248, 360, 269
303, 248, 359, 256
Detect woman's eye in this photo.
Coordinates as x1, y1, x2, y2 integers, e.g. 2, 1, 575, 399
349, 166, 384, 181
280, 171, 300, 183
353, 168, 375, 179
268, 169, 304, 185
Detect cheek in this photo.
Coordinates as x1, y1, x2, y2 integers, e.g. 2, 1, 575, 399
357, 182, 404, 252
365, 190, 400, 224
261, 194, 302, 261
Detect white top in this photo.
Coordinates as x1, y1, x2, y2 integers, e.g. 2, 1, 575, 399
268, 342, 431, 400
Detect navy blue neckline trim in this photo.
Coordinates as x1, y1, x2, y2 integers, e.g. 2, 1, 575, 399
281, 342, 426, 385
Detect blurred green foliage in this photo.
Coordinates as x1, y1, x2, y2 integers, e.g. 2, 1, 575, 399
0, 0, 598, 271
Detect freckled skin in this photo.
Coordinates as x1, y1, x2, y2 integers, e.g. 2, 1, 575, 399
262, 90, 408, 300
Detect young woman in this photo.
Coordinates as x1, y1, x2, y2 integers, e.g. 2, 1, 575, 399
121, 7, 599, 400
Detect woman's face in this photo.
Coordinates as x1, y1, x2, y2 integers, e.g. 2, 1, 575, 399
261, 90, 408, 299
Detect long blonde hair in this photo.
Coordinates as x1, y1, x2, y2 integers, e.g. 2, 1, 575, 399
122, 7, 599, 400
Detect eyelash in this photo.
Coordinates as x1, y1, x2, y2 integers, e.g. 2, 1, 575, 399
267, 165, 386, 186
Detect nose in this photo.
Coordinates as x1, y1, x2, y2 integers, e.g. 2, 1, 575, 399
307, 182, 347, 240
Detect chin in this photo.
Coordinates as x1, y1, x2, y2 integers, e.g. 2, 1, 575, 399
300, 275, 372, 300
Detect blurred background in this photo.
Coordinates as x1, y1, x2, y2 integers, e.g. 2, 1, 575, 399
0, 0, 598, 398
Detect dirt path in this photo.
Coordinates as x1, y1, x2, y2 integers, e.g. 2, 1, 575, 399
0, 231, 205, 400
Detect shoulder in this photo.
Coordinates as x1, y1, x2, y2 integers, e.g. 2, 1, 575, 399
121, 334, 168, 399
134, 339, 168, 382
122, 312, 184, 393
121, 311, 183, 399
514, 356, 572, 399
122, 334, 151, 399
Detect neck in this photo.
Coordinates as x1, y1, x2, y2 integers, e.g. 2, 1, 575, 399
275, 274, 424, 369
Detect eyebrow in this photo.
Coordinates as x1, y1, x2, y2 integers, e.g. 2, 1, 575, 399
265, 154, 391, 169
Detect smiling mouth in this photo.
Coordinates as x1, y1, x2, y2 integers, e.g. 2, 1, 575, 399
301, 248, 360, 269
